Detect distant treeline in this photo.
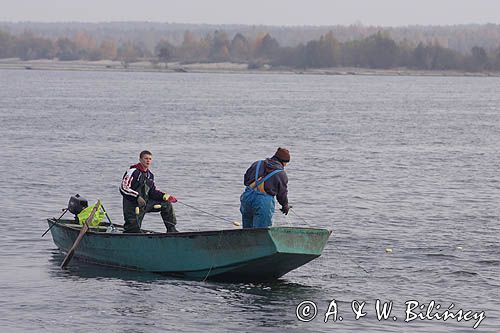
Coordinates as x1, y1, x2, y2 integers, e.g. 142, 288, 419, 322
1, 28, 500, 71
3, 22, 500, 54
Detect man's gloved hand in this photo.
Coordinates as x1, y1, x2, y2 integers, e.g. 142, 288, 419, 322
280, 204, 290, 215
163, 193, 178, 203
137, 196, 146, 208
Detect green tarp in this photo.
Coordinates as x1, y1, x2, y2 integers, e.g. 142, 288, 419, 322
77, 202, 105, 227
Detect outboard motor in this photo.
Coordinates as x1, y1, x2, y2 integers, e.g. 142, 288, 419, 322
67, 194, 88, 216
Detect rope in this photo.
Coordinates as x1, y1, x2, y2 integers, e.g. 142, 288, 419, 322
183, 202, 199, 231
280, 209, 293, 226
289, 207, 311, 227
334, 243, 370, 274
177, 201, 234, 224
290, 207, 370, 274
202, 229, 225, 282
175, 200, 232, 281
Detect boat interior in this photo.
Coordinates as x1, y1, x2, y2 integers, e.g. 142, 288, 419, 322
48, 218, 158, 234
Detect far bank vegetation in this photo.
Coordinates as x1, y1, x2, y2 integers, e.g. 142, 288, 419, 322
1, 23, 500, 72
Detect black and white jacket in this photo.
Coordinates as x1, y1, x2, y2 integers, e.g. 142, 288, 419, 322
120, 163, 165, 202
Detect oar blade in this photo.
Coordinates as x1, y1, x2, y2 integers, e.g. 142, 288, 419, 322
60, 200, 100, 269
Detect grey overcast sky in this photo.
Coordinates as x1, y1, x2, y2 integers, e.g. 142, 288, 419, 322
1, 0, 500, 26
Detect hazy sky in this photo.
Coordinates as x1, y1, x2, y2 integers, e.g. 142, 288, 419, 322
1, 0, 500, 26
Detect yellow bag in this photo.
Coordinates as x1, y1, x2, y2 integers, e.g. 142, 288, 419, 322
77, 202, 105, 227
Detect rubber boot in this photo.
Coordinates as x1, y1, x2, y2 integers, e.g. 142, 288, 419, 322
166, 222, 178, 233
160, 201, 178, 233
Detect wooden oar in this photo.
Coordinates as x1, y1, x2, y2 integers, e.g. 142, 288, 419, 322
60, 200, 101, 269
41, 208, 68, 237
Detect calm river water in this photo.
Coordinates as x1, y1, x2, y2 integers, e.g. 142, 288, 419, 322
0, 69, 499, 332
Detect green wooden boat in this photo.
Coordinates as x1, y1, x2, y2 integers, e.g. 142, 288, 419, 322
47, 218, 331, 282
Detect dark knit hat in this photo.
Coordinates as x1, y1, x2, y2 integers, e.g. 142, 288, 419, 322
273, 147, 290, 163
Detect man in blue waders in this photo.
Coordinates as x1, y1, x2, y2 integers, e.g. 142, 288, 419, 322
240, 147, 290, 228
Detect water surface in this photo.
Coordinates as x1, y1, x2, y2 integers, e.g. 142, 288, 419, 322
0, 69, 499, 332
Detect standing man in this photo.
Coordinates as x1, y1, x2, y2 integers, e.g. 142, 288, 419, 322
120, 150, 179, 233
240, 147, 290, 228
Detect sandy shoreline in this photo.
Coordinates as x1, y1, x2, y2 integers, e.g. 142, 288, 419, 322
0, 58, 499, 77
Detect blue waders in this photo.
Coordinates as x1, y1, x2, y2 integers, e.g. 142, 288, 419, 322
240, 160, 283, 228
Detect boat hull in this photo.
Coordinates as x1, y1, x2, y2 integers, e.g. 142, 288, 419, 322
48, 219, 331, 282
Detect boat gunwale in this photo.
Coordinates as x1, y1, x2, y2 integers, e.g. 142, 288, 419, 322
47, 218, 332, 238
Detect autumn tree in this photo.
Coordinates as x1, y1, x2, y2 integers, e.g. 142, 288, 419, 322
229, 33, 250, 62
318, 31, 340, 67
55, 37, 80, 60
396, 39, 415, 67
412, 42, 462, 70
177, 30, 198, 62
361, 32, 399, 69
273, 45, 306, 68
0, 30, 15, 58
341, 40, 364, 67
192, 33, 210, 62
413, 42, 432, 69
15, 32, 54, 60
98, 40, 118, 60
254, 33, 280, 62
209, 30, 230, 62
117, 41, 143, 68
304, 40, 321, 68
74, 31, 96, 50
69, 31, 101, 60
494, 46, 500, 70
155, 40, 175, 68
468, 46, 488, 71
430, 43, 461, 70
